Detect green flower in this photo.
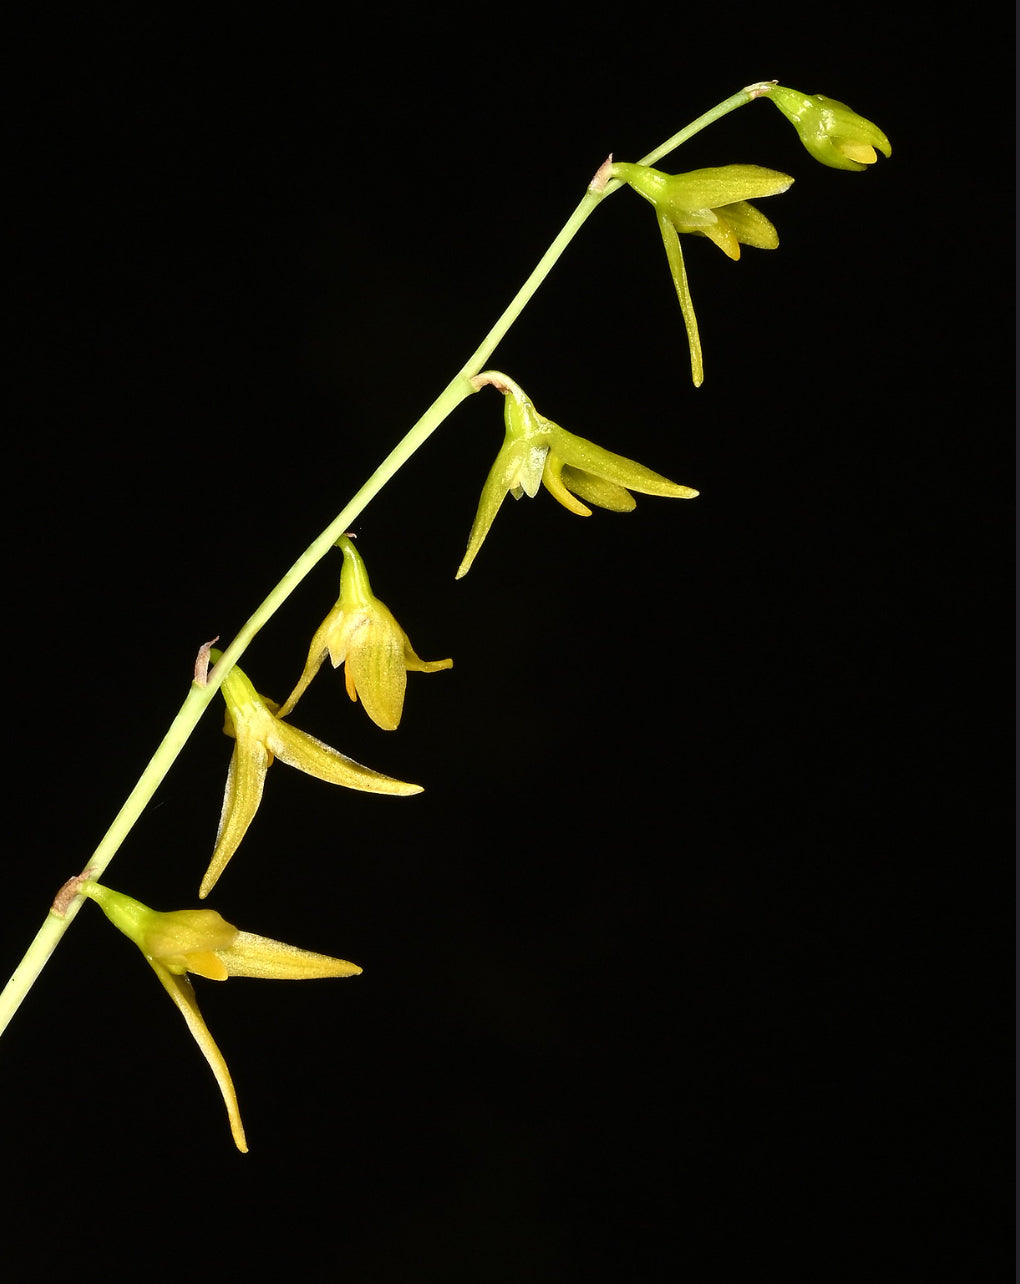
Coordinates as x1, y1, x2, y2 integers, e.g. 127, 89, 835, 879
769, 86, 891, 172
457, 374, 697, 578
79, 879, 362, 1153
611, 162, 793, 386
278, 536, 452, 730
201, 656, 422, 898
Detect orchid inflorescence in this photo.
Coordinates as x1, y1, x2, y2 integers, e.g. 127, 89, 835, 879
5, 81, 889, 1151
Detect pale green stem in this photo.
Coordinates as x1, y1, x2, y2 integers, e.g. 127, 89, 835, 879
0, 82, 769, 1037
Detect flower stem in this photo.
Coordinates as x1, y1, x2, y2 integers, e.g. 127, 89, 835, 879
0, 82, 767, 1038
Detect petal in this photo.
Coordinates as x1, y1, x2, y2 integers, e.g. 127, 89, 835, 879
200, 733, 271, 899
150, 960, 248, 1152
402, 641, 453, 676
667, 206, 720, 233
696, 218, 742, 260
560, 466, 637, 512
325, 612, 362, 669
513, 442, 550, 499
837, 138, 878, 164
182, 950, 231, 981
266, 720, 423, 795
541, 452, 592, 516
805, 136, 868, 172
216, 931, 362, 980
717, 201, 779, 251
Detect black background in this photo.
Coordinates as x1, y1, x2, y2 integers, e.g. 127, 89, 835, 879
3, 7, 1009, 1281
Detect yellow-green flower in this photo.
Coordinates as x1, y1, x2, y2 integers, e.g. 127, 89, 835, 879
79, 879, 362, 1153
457, 374, 697, 578
278, 536, 452, 730
769, 86, 891, 172
610, 162, 793, 386
201, 655, 422, 898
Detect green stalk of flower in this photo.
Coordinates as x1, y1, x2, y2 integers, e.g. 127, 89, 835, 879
80, 879, 362, 1153
278, 536, 452, 730
201, 655, 422, 898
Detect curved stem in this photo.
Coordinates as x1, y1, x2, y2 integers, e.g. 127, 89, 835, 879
0, 82, 767, 1038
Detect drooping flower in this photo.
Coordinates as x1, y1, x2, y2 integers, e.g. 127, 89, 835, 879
457, 373, 697, 578
201, 655, 422, 898
277, 536, 452, 730
78, 878, 362, 1153
768, 86, 891, 172
610, 162, 793, 386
